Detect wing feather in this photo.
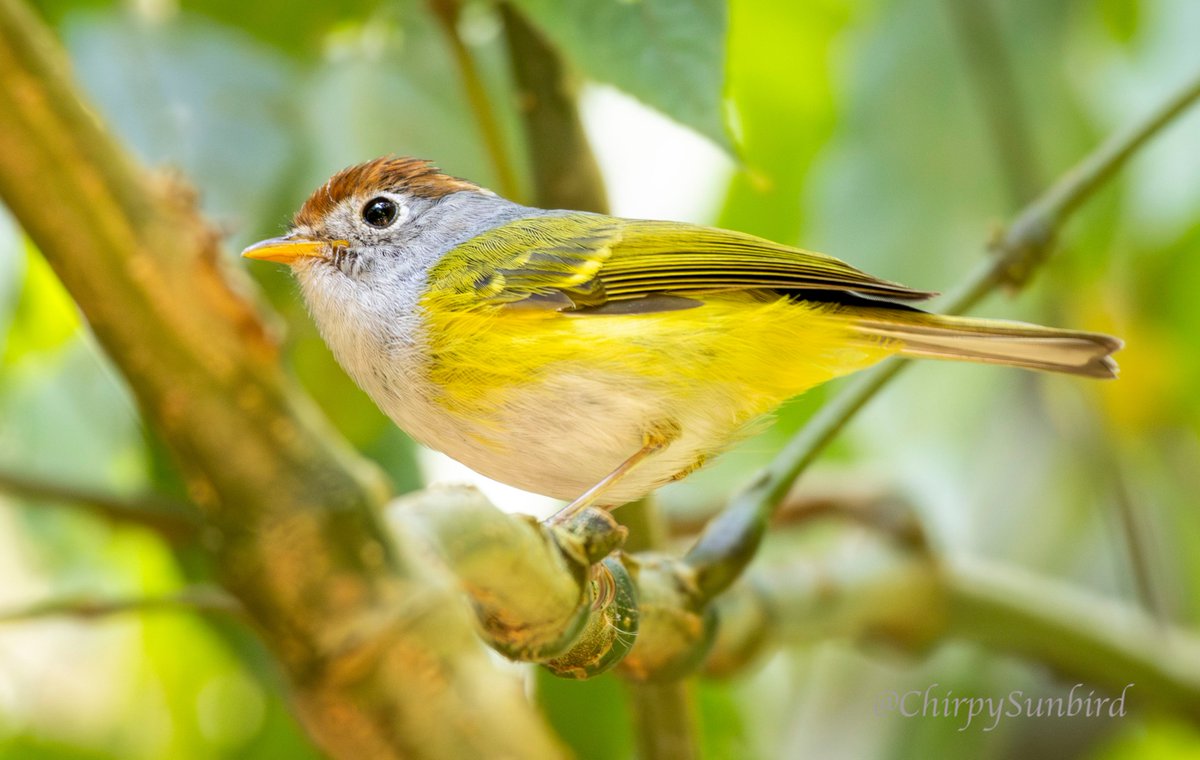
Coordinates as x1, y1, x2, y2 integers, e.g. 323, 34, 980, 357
428, 213, 934, 311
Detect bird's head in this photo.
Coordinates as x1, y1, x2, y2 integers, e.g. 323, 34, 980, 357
241, 156, 490, 280
241, 155, 522, 361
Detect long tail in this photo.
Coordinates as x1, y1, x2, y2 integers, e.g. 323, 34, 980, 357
850, 310, 1123, 379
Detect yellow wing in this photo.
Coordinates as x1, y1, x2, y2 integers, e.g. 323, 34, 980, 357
427, 213, 935, 312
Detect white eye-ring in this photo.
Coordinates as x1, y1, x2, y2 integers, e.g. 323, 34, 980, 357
360, 194, 409, 229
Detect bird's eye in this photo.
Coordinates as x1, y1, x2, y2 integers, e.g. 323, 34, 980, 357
361, 196, 400, 228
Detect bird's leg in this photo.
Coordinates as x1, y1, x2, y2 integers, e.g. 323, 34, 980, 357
548, 422, 679, 525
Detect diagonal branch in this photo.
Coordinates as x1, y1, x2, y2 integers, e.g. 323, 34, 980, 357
943, 0, 1042, 206
685, 68, 1200, 601
429, 0, 522, 200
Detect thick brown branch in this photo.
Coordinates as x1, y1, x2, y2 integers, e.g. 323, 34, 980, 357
0, 1, 561, 757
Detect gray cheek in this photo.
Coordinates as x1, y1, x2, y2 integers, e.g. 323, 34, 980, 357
323, 213, 360, 243
337, 249, 371, 279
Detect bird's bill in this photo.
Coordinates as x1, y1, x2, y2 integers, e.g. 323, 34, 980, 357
240, 236, 346, 264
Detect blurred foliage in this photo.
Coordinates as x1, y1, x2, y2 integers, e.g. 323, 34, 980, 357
2, 0, 1199, 758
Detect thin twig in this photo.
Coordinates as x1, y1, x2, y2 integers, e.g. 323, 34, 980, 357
949, 0, 1164, 623
428, 0, 521, 200
0, 585, 242, 624
499, 1, 608, 213
685, 68, 1200, 601
943, 0, 1042, 206
0, 466, 200, 541
1106, 454, 1172, 626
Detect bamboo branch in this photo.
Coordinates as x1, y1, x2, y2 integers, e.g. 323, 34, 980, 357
704, 538, 1200, 722
945, 559, 1200, 721
491, 13, 698, 747
0, 2, 562, 757
379, 479, 1200, 724
0, 466, 200, 541
389, 487, 638, 675
618, 497, 701, 759
628, 681, 701, 760
684, 67, 1200, 601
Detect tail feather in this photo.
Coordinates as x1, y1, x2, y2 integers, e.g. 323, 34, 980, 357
851, 312, 1123, 379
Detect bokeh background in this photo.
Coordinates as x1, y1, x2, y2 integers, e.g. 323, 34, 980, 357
1, 0, 1198, 757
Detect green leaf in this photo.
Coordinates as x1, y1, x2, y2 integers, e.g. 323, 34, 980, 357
29, 0, 376, 58
1094, 717, 1200, 760
179, 0, 381, 56
717, 0, 853, 244
61, 11, 301, 234
1097, 0, 1141, 44
535, 669, 634, 760
509, 0, 729, 148
697, 680, 752, 759
25, 0, 110, 27
2, 243, 80, 366
0, 735, 118, 760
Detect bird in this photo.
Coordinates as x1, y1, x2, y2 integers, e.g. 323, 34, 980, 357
242, 156, 1121, 519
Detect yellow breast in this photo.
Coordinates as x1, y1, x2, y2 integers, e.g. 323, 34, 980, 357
408, 292, 896, 502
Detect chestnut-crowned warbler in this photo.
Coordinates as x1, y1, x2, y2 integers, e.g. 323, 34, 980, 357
243, 157, 1121, 517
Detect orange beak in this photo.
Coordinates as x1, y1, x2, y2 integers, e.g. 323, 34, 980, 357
241, 236, 347, 265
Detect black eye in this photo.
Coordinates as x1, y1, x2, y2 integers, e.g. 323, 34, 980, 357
362, 196, 399, 228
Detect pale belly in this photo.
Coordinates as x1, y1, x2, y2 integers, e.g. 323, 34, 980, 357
379, 367, 752, 504
336, 296, 893, 505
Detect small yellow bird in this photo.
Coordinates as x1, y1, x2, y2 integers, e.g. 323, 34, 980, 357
243, 157, 1121, 516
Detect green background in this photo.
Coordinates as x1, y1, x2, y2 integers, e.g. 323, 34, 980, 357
1, 0, 1198, 757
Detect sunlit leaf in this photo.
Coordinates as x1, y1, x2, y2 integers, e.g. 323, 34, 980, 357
1097, 0, 1141, 44
180, 0, 381, 55
718, 0, 852, 244
2, 244, 80, 366
509, 0, 729, 148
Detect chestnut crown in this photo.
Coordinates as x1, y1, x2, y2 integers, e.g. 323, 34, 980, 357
294, 156, 481, 229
